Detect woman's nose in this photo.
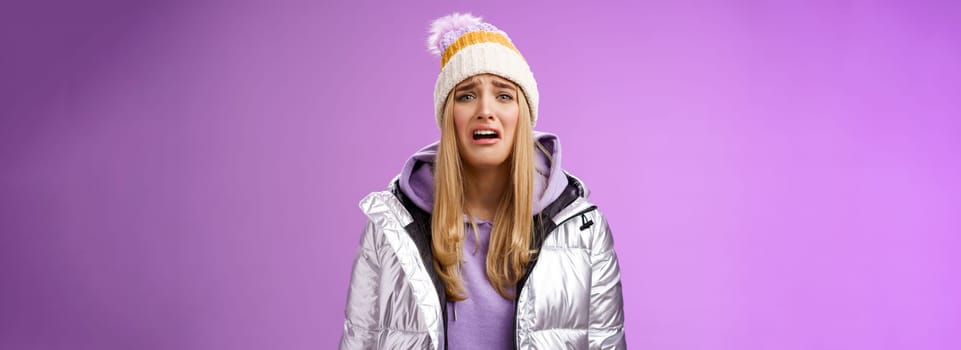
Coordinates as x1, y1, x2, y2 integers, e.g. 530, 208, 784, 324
476, 96, 496, 120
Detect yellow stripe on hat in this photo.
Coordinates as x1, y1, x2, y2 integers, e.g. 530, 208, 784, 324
440, 31, 524, 69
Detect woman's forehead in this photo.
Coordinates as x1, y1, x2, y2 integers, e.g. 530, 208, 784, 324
457, 74, 514, 87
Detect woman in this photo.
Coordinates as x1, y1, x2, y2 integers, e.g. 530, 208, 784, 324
340, 13, 626, 350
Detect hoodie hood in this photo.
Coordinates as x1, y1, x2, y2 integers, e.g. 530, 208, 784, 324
397, 131, 569, 216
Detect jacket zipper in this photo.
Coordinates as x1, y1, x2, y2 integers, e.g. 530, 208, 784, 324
511, 204, 597, 349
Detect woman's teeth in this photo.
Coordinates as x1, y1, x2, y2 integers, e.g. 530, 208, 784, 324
473, 130, 498, 140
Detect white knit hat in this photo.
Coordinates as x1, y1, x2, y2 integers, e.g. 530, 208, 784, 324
427, 13, 539, 128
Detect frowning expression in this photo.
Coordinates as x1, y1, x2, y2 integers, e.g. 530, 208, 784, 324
452, 74, 519, 171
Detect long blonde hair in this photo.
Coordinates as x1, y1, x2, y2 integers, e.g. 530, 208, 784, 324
431, 86, 535, 301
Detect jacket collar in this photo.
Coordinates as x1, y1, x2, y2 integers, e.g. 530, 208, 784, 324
389, 171, 588, 229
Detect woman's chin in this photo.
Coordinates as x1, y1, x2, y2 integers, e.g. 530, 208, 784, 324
463, 156, 511, 171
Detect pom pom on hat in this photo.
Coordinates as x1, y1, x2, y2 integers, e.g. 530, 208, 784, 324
427, 13, 540, 128
427, 13, 484, 56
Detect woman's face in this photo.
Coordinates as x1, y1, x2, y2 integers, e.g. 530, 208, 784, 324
451, 74, 520, 171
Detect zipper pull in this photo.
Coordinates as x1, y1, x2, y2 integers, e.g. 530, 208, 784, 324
452, 302, 457, 321
579, 213, 594, 231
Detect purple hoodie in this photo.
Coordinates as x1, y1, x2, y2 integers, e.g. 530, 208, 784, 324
397, 131, 569, 350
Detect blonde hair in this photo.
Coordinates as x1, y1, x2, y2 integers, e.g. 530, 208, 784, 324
431, 85, 536, 301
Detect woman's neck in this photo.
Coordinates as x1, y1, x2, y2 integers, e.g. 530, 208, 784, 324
463, 164, 510, 222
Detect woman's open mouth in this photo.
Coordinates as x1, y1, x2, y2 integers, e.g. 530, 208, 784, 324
471, 128, 500, 145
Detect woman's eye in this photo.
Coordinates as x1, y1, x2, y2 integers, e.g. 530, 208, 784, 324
457, 94, 475, 101
498, 94, 514, 100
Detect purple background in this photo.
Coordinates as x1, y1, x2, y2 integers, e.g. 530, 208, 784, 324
2, 0, 959, 349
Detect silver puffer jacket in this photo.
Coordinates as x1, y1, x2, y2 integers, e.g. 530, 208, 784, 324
340, 173, 626, 349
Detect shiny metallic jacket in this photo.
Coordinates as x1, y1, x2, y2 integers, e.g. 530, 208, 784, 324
340, 173, 626, 349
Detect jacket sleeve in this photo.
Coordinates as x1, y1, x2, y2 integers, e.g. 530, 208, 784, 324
339, 220, 383, 350
589, 210, 627, 349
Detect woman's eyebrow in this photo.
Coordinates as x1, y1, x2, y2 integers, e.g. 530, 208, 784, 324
455, 82, 477, 93
492, 81, 516, 91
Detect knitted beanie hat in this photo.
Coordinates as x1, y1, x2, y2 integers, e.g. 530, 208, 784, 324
427, 13, 539, 128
